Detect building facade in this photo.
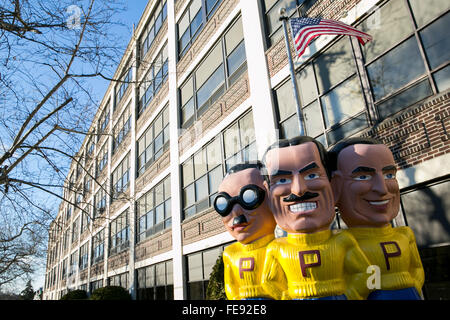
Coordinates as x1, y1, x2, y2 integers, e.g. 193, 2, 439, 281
43, 0, 450, 300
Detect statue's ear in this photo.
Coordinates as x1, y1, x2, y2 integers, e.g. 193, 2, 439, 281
330, 170, 343, 206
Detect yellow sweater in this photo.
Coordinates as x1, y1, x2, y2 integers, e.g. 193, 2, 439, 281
348, 225, 424, 294
223, 234, 275, 300
261, 229, 371, 300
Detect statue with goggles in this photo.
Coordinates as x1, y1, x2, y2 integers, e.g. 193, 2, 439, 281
214, 161, 277, 300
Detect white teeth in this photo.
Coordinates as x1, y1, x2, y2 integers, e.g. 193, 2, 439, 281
369, 200, 389, 205
289, 202, 317, 213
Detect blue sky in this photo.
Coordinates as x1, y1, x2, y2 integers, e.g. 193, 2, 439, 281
26, 0, 149, 294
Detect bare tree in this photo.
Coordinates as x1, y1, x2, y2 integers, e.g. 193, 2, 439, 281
0, 0, 130, 289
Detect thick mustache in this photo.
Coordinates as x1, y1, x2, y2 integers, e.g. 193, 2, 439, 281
283, 192, 319, 202
232, 215, 248, 226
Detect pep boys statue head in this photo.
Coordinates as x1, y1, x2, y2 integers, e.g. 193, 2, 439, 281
214, 161, 277, 244
328, 137, 400, 228
262, 136, 335, 234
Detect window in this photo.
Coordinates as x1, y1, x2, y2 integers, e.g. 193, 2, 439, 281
80, 211, 90, 234
139, 43, 169, 115
111, 153, 130, 199
94, 185, 107, 218
137, 105, 170, 176
136, 260, 173, 300
359, 0, 449, 119
185, 245, 227, 299
179, 16, 246, 128
97, 142, 108, 175
116, 67, 133, 106
86, 136, 95, 156
84, 167, 92, 194
69, 250, 78, 277
90, 279, 103, 293
71, 217, 79, 244
109, 210, 129, 255
262, 0, 319, 48
137, 175, 171, 241
140, 0, 168, 59
108, 272, 128, 289
273, 0, 449, 147
98, 104, 110, 134
79, 242, 89, 271
112, 104, 131, 153
61, 258, 68, 279
181, 111, 256, 219
91, 229, 105, 265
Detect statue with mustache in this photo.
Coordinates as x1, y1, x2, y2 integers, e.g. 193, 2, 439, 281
260, 136, 371, 300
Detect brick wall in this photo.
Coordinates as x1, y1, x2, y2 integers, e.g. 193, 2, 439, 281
178, 72, 250, 155
181, 207, 226, 245
135, 229, 173, 262
361, 90, 450, 170
107, 249, 129, 271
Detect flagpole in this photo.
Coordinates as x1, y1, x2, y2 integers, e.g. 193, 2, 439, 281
279, 7, 305, 136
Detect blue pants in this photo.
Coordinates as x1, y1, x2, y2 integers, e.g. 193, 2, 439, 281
367, 287, 422, 300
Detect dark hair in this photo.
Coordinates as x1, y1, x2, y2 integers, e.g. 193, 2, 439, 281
328, 137, 382, 172
262, 136, 331, 180
227, 161, 263, 175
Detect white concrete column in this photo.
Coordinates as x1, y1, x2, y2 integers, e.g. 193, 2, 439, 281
167, 0, 185, 300
240, 0, 278, 157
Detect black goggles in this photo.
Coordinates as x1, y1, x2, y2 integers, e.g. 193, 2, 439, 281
213, 184, 265, 217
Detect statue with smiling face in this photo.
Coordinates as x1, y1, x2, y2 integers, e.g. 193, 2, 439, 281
260, 136, 371, 300
215, 161, 277, 300
329, 137, 425, 300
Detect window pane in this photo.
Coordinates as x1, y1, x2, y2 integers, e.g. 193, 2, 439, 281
182, 98, 195, 124
166, 261, 173, 285
156, 263, 166, 286
146, 265, 155, 287
275, 81, 297, 122
320, 75, 366, 128
181, 78, 193, 106
184, 184, 195, 207
146, 190, 154, 210
314, 37, 356, 93
208, 165, 223, 195
296, 64, 317, 106
203, 248, 222, 280
155, 183, 164, 205
326, 113, 368, 146
194, 149, 207, 178
227, 41, 246, 78
377, 79, 432, 119
206, 138, 222, 169
164, 177, 171, 199
190, 0, 202, 16
434, 65, 450, 93
360, 0, 414, 62
187, 253, 203, 281
196, 42, 223, 89
178, 11, 190, 36
182, 159, 194, 187
367, 37, 426, 101
225, 17, 244, 55
420, 12, 450, 69
409, 0, 450, 28
165, 199, 171, 219
195, 175, 209, 202
154, 114, 163, 134
239, 111, 255, 147
155, 204, 165, 224
280, 115, 300, 139
196, 65, 225, 110
223, 123, 240, 158
303, 101, 323, 137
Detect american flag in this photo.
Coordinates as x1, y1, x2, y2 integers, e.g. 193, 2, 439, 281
290, 17, 372, 58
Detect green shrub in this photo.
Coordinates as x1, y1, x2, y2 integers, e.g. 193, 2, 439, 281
60, 289, 88, 300
206, 254, 226, 300
90, 286, 131, 300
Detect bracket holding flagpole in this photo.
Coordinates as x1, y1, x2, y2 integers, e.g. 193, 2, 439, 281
279, 7, 305, 136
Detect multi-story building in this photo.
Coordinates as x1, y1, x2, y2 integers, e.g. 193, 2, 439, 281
43, 0, 450, 300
